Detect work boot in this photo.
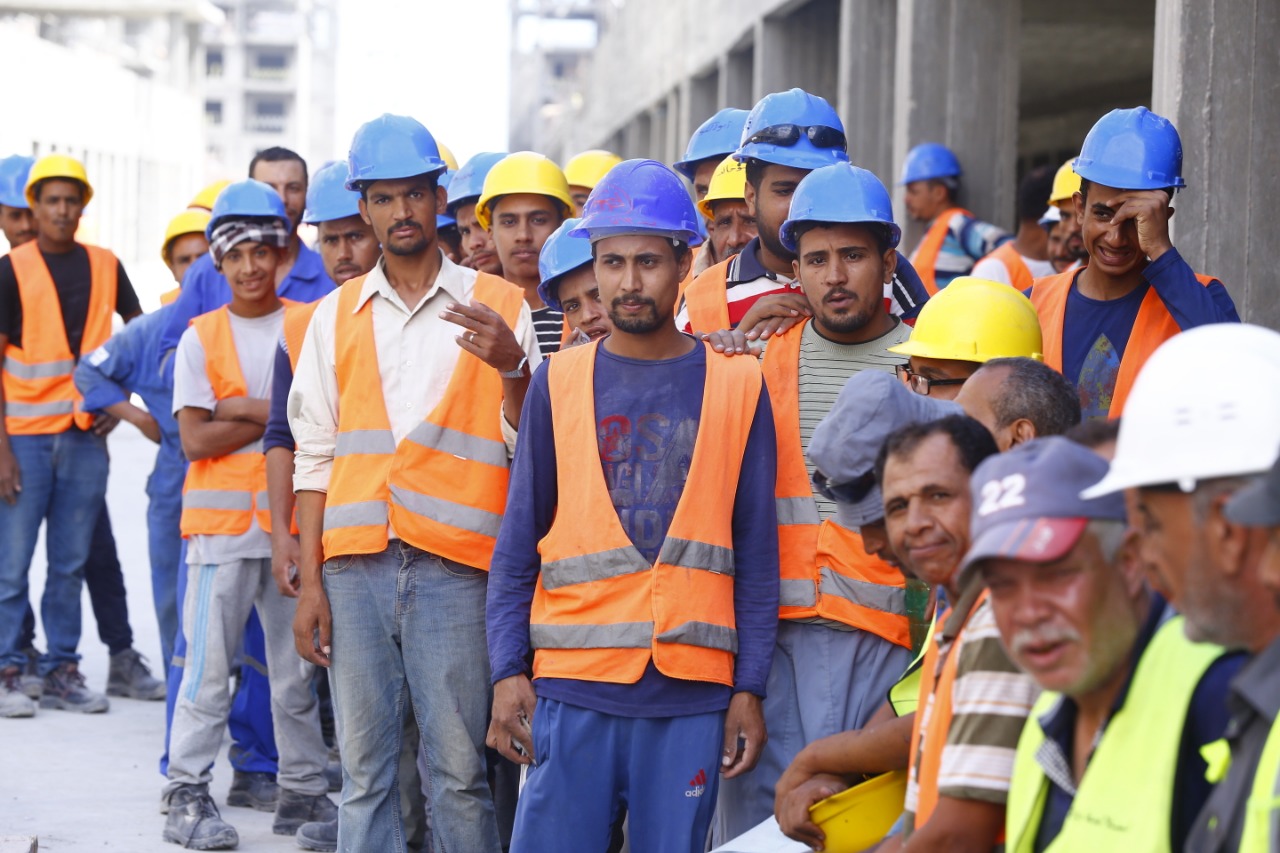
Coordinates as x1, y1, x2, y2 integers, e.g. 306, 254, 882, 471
107, 648, 167, 700
163, 784, 239, 850
226, 770, 278, 812
273, 789, 337, 836
19, 647, 42, 699
1, 667, 36, 718
40, 663, 109, 713
295, 818, 337, 852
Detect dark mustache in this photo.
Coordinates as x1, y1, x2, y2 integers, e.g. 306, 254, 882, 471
612, 296, 656, 308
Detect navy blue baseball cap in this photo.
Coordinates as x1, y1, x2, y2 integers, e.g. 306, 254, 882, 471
961, 436, 1126, 575
1225, 454, 1280, 527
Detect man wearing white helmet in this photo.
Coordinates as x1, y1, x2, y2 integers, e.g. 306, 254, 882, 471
1081, 322, 1280, 852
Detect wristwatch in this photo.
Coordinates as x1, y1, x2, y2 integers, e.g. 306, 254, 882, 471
499, 355, 529, 379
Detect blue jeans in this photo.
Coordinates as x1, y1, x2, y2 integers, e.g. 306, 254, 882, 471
0, 430, 108, 674
147, 456, 185, 667
324, 542, 499, 853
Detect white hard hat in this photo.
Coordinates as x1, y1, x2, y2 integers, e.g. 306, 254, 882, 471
1083, 323, 1280, 498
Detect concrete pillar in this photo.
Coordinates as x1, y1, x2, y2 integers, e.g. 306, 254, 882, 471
838, 0, 897, 182
724, 45, 755, 110
892, 0, 1020, 248
664, 89, 683, 165
753, 17, 789, 103
754, 2, 841, 105
1152, 0, 1279, 328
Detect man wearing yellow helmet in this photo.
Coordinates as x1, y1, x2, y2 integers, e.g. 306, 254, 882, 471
160, 210, 212, 303
695, 156, 757, 272
563, 149, 622, 215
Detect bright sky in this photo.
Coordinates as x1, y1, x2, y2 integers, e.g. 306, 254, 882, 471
332, 0, 512, 164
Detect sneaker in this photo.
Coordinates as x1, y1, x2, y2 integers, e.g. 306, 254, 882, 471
295, 818, 337, 852
163, 784, 239, 850
107, 648, 167, 700
1, 668, 36, 718
273, 789, 337, 836
226, 770, 278, 812
19, 647, 42, 699
40, 663, 109, 713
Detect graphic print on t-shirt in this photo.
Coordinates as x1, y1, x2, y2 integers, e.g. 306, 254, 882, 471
599, 411, 697, 564
1076, 333, 1120, 420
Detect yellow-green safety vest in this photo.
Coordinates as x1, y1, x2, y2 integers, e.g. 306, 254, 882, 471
1240, 715, 1280, 851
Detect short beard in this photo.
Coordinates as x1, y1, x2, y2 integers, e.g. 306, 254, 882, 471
386, 235, 429, 256
609, 296, 666, 335
816, 294, 877, 335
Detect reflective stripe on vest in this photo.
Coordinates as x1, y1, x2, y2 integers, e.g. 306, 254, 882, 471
529, 340, 763, 686
1006, 616, 1223, 853
1241, 713, 1280, 851
1029, 267, 1219, 418
258, 301, 319, 536
761, 321, 911, 647
982, 242, 1034, 292
2, 241, 118, 435
179, 307, 267, 538
681, 256, 732, 333
909, 208, 973, 296
322, 271, 525, 564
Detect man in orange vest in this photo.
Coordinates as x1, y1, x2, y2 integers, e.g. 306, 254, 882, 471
971, 166, 1055, 290
1028, 107, 1238, 420
164, 181, 334, 849
0, 155, 144, 719
485, 159, 779, 853
876, 415, 1039, 851
901, 143, 1010, 294
288, 114, 538, 853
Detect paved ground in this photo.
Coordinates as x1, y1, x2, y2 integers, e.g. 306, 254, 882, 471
1, 428, 293, 851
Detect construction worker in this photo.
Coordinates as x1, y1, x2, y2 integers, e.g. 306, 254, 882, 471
971, 166, 1056, 289
448, 151, 506, 275
696, 155, 757, 270
160, 147, 335, 361
160, 210, 212, 303
1029, 107, 1238, 419
0, 155, 37, 250
955, 357, 1082, 452
710, 162, 921, 839
289, 113, 537, 852
476, 151, 573, 357
900, 142, 1010, 294
888, 276, 1044, 400
969, 437, 1240, 852
436, 171, 463, 263
0, 155, 146, 718
564, 148, 622, 214
675, 107, 750, 201
1080, 322, 1280, 852
1045, 161, 1085, 272
484, 158, 777, 853
164, 181, 334, 848
537, 217, 611, 343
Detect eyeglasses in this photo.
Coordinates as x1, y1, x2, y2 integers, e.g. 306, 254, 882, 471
744, 124, 847, 151
895, 363, 968, 397
812, 468, 878, 505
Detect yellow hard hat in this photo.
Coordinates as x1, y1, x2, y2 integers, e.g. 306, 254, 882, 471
809, 770, 909, 853
437, 141, 460, 172
888, 276, 1044, 363
696, 155, 748, 220
1048, 160, 1081, 209
161, 209, 212, 260
189, 179, 231, 211
563, 149, 622, 190
476, 151, 573, 231
25, 154, 93, 206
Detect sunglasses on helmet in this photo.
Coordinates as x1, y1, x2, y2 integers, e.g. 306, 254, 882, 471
744, 124, 847, 151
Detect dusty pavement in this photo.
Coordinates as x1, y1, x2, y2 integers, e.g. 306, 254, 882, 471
1, 427, 294, 852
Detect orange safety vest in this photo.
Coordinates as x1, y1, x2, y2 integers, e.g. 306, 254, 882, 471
530, 339, 763, 686
2, 241, 118, 435
159, 287, 181, 306
255, 300, 319, 536
1029, 267, 1218, 418
323, 271, 526, 568
179, 306, 269, 538
980, 242, 1034, 292
681, 256, 732, 333
760, 322, 912, 648
909, 207, 972, 296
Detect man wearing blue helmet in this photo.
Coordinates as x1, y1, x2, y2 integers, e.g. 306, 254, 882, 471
0, 155, 37, 248
537, 218, 611, 343
1028, 107, 1238, 421
450, 152, 507, 276
486, 159, 780, 853
675, 108, 751, 202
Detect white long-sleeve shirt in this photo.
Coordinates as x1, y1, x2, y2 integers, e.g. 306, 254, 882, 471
288, 252, 538, 494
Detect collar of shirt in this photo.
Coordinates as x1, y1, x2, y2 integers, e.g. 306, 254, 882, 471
1228, 632, 1280, 732
727, 237, 795, 287
353, 251, 470, 315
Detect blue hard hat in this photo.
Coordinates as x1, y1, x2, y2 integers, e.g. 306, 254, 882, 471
570, 159, 701, 245
346, 113, 447, 191
537, 217, 593, 312
206, 179, 290, 238
302, 161, 361, 224
447, 151, 507, 214
735, 89, 849, 171
1072, 106, 1185, 191
899, 143, 962, 185
0, 155, 34, 209
780, 163, 901, 253
674, 108, 750, 179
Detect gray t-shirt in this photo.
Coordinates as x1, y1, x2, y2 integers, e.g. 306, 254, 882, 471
174, 306, 285, 566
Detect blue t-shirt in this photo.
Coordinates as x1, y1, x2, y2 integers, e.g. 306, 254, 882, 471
486, 341, 780, 718
264, 335, 296, 454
